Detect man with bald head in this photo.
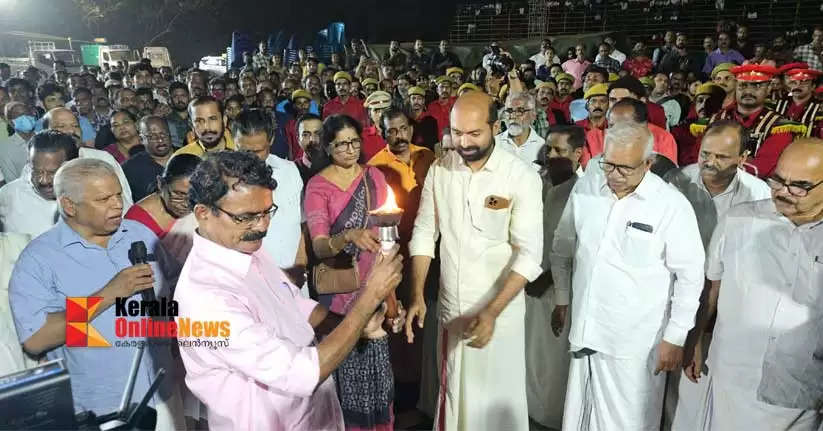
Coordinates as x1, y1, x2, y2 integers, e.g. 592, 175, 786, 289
689, 138, 823, 430
551, 122, 704, 429
122, 116, 173, 201
663, 120, 771, 430
41, 107, 134, 211
407, 91, 544, 431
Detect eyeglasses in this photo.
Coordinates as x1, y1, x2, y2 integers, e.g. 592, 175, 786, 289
503, 108, 532, 117
332, 138, 362, 152
598, 159, 646, 176
766, 175, 823, 197
215, 204, 278, 226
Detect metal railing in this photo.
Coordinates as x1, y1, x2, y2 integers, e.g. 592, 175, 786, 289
449, 0, 823, 50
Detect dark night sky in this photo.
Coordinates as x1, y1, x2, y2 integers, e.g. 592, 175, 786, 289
0, 0, 457, 66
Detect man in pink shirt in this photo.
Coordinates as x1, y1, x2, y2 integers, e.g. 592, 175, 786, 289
175, 151, 403, 430
561, 44, 592, 90
582, 98, 678, 169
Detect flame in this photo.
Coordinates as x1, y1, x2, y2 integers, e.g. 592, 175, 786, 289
374, 185, 401, 213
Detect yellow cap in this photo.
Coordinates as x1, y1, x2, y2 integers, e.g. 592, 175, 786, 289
333, 71, 353, 83
608, 73, 619, 82
363, 90, 392, 109
535, 80, 557, 91
584, 83, 609, 99
457, 83, 481, 93
555, 73, 575, 83
361, 77, 379, 87
446, 67, 464, 77
435, 76, 453, 85
696, 82, 723, 97
710, 63, 735, 79
290, 89, 312, 101
639, 76, 654, 86
407, 86, 426, 97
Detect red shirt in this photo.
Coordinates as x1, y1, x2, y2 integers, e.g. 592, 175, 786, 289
322, 96, 368, 127
426, 97, 456, 140
551, 96, 573, 122
361, 125, 386, 161
646, 102, 667, 129
575, 118, 607, 133
671, 122, 700, 167
623, 57, 654, 78
285, 117, 301, 161
583, 123, 678, 168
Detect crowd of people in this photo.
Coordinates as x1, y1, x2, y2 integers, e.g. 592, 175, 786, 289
0, 19, 821, 431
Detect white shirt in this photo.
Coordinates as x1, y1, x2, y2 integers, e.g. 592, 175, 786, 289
706, 199, 823, 408
665, 164, 771, 247
0, 177, 59, 237
409, 145, 544, 322
610, 49, 627, 64
530, 52, 562, 67
263, 154, 303, 269
18, 147, 133, 214
0, 134, 30, 183
494, 128, 545, 168
551, 171, 705, 357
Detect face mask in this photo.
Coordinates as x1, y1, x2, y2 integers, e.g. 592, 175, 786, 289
12, 115, 36, 133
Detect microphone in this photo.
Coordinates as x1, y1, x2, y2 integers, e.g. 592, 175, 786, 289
128, 241, 156, 302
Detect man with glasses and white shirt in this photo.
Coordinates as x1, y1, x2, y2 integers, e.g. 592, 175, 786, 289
495, 92, 544, 168
551, 121, 705, 430
687, 138, 823, 430
663, 120, 771, 430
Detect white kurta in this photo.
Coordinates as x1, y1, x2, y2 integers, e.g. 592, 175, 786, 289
409, 145, 544, 431
704, 199, 823, 430
551, 170, 705, 430
663, 164, 771, 431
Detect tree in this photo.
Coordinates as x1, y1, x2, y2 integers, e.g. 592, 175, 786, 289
73, 0, 227, 46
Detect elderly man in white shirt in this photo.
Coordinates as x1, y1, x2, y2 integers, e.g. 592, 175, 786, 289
663, 120, 771, 430
604, 36, 627, 64
551, 122, 705, 430
231, 109, 307, 289
688, 138, 823, 431
0, 130, 77, 236
24, 108, 133, 211
495, 92, 544, 168
405, 91, 543, 431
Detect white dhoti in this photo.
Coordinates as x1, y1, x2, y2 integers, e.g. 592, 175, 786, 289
525, 289, 570, 429
434, 296, 528, 431
706, 378, 822, 431
668, 334, 712, 431
562, 347, 665, 431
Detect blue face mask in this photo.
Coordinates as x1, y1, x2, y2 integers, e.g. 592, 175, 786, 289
12, 115, 36, 134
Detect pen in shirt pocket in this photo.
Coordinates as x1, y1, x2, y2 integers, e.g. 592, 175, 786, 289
626, 221, 653, 233
815, 256, 822, 264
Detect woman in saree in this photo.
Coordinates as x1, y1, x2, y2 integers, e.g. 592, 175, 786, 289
304, 114, 395, 430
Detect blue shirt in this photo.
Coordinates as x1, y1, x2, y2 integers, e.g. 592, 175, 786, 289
9, 219, 179, 414
703, 49, 746, 75
569, 98, 588, 123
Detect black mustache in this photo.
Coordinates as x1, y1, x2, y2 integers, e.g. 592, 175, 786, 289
776, 196, 794, 204
592, 108, 604, 113
241, 230, 267, 241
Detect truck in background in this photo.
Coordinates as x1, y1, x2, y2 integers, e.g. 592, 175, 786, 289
81, 44, 172, 70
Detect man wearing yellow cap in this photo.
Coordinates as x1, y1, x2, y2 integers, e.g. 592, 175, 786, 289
361, 91, 392, 161
361, 77, 379, 98
427, 76, 457, 140
698, 65, 804, 177
446, 67, 464, 89
406, 86, 439, 149
551, 73, 575, 120
711, 63, 737, 109
284, 89, 314, 160
321, 71, 368, 127
773, 66, 822, 137
532, 80, 569, 138
672, 82, 726, 165
576, 83, 609, 134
